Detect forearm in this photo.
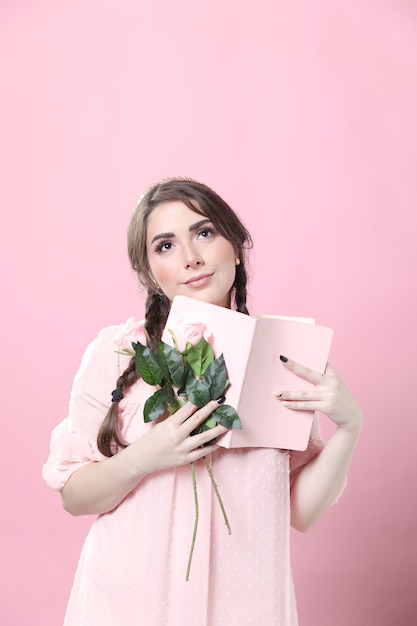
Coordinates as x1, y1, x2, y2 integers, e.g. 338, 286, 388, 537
61, 441, 148, 516
60, 402, 227, 517
290, 421, 362, 532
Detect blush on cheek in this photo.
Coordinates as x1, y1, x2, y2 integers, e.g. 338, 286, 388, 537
152, 265, 173, 283
149, 261, 176, 297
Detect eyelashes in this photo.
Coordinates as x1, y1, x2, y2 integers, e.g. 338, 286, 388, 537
197, 226, 215, 240
153, 226, 216, 254
154, 240, 173, 253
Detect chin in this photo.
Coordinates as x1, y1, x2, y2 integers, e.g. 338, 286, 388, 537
181, 289, 230, 308
199, 292, 231, 308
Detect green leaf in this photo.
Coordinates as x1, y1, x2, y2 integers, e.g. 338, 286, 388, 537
156, 383, 176, 403
143, 387, 169, 422
175, 365, 192, 397
202, 415, 217, 430
183, 341, 193, 354
190, 415, 216, 437
212, 404, 242, 430
186, 378, 211, 407
167, 398, 184, 414
201, 353, 228, 400
185, 338, 215, 378
166, 328, 179, 352
157, 383, 183, 414
182, 366, 195, 389
133, 342, 164, 386
156, 341, 186, 388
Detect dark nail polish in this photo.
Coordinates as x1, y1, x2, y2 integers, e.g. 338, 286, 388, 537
216, 395, 226, 404
280, 355, 288, 363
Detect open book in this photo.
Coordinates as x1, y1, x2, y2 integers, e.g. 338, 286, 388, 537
162, 296, 333, 451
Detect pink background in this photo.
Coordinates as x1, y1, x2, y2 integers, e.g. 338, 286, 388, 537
1, 1, 416, 624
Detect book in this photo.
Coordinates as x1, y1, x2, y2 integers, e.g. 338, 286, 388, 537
162, 296, 333, 451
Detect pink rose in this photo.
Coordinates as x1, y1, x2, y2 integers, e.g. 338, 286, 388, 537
116, 318, 147, 352
171, 320, 213, 353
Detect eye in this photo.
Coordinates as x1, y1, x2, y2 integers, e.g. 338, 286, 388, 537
155, 240, 173, 253
197, 226, 215, 239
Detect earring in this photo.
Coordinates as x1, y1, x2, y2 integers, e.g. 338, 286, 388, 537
235, 258, 241, 266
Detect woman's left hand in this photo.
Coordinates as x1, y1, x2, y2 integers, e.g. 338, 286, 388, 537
274, 358, 363, 433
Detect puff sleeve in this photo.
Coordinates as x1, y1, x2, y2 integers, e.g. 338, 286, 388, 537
42, 319, 141, 491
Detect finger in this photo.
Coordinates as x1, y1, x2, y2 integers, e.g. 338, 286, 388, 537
180, 398, 225, 436
186, 443, 220, 463
280, 355, 325, 385
188, 423, 228, 449
170, 401, 199, 425
280, 400, 323, 411
324, 362, 339, 377
273, 389, 321, 401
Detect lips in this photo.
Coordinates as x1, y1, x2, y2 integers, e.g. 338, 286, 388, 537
184, 273, 214, 288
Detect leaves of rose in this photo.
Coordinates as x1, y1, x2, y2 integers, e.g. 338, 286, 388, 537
133, 324, 238, 581
133, 337, 241, 431
184, 337, 214, 378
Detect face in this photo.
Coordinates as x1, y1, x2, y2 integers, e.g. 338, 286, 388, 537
145, 201, 237, 307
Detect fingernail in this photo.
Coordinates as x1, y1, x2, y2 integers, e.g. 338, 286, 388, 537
274, 392, 283, 397
216, 395, 226, 404
280, 355, 288, 363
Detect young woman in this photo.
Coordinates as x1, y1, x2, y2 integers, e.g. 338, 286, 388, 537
43, 178, 362, 625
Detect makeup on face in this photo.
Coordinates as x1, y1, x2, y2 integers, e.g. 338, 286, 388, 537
146, 201, 237, 307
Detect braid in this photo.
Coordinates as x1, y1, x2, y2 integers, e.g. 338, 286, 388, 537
233, 262, 250, 315
98, 276, 249, 457
97, 357, 139, 457
96, 177, 254, 457
144, 291, 171, 350
97, 291, 171, 457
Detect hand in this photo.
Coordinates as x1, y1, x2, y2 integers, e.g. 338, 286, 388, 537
274, 358, 363, 434
134, 399, 228, 474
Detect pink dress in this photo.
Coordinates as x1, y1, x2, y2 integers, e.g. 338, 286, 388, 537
42, 318, 324, 626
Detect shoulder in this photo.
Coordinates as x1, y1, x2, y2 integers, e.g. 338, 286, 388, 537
73, 318, 145, 385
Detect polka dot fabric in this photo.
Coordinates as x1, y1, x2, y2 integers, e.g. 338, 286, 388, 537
43, 320, 324, 626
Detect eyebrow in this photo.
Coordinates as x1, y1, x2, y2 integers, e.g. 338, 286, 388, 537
150, 218, 212, 245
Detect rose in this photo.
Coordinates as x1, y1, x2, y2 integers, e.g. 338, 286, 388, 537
132, 321, 241, 581
133, 327, 240, 427
115, 318, 148, 356
171, 320, 213, 353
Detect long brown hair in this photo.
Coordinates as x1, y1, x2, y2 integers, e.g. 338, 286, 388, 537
97, 178, 253, 456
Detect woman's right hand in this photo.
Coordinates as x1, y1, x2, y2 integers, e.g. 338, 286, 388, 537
61, 399, 227, 517
133, 399, 228, 474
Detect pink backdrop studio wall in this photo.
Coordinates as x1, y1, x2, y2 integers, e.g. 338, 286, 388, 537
1, 1, 416, 625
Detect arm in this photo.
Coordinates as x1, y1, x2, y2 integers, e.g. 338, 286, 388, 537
61, 400, 228, 516
274, 360, 363, 532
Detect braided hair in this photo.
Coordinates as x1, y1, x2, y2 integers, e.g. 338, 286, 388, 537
97, 178, 252, 456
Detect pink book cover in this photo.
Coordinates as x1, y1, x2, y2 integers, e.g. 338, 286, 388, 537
162, 296, 333, 451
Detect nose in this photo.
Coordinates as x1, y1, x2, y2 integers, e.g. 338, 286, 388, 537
183, 243, 204, 269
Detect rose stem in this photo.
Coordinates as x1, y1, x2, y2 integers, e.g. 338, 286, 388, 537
186, 461, 199, 581
203, 457, 232, 535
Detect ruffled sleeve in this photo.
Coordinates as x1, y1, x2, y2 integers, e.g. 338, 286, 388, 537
42, 318, 143, 491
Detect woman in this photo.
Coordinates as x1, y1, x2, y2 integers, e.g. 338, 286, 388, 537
43, 177, 362, 625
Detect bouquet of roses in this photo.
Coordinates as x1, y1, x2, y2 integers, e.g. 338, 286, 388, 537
119, 320, 241, 580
